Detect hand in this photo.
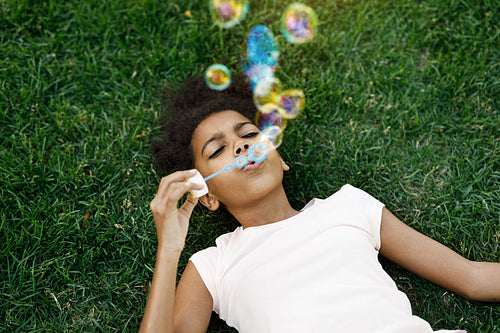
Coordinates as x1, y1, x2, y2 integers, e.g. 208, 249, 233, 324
150, 169, 203, 253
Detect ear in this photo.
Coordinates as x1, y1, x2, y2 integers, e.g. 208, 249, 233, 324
280, 159, 290, 171
277, 152, 290, 171
198, 192, 220, 211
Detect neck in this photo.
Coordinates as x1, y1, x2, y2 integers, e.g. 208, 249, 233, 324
226, 185, 300, 229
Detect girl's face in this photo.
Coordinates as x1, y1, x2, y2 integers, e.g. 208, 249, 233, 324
191, 110, 287, 210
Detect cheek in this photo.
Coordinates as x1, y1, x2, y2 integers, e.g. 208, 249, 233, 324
193, 152, 220, 176
196, 160, 230, 182
201, 162, 238, 195
220, 162, 284, 198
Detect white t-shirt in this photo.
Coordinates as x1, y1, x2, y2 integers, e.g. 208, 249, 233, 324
190, 184, 466, 333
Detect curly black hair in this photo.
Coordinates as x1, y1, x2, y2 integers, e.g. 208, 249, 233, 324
151, 75, 257, 174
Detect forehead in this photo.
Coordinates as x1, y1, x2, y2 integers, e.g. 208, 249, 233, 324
191, 110, 253, 149
193, 110, 251, 140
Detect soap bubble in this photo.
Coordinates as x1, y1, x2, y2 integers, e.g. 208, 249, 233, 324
205, 64, 232, 91
247, 25, 279, 68
256, 108, 287, 133
281, 3, 318, 44
253, 77, 282, 110
278, 89, 305, 119
243, 62, 275, 92
209, 0, 249, 28
260, 125, 284, 149
248, 143, 267, 163
259, 103, 283, 114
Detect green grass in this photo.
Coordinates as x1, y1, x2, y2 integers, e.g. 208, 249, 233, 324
1, 0, 498, 331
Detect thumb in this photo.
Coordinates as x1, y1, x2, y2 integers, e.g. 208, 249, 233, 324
179, 195, 199, 219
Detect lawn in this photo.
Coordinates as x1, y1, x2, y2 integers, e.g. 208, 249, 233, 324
0, 0, 498, 331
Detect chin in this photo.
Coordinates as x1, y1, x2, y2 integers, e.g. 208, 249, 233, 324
231, 179, 284, 207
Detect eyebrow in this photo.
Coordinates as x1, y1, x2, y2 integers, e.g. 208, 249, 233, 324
201, 121, 254, 155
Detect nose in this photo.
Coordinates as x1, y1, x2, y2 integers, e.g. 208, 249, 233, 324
234, 141, 250, 155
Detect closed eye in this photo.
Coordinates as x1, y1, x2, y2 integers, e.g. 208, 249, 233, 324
242, 132, 258, 138
209, 146, 225, 159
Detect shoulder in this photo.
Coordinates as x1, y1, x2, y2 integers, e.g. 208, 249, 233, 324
315, 184, 385, 248
215, 227, 241, 246
322, 184, 368, 200
190, 227, 241, 262
338, 184, 377, 199
321, 184, 384, 208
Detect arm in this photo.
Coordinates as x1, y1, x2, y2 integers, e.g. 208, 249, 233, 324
139, 247, 182, 333
139, 170, 213, 333
379, 207, 500, 302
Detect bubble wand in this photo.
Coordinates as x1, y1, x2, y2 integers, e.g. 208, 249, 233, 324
188, 143, 267, 197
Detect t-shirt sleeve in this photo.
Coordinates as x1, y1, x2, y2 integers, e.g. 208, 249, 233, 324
189, 247, 219, 311
339, 184, 385, 250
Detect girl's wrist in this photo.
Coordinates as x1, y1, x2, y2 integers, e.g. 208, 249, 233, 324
157, 243, 184, 258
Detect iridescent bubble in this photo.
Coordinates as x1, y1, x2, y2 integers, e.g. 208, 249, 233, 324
205, 64, 232, 91
253, 77, 282, 110
259, 102, 283, 115
278, 89, 305, 119
260, 125, 284, 149
255, 108, 286, 133
248, 143, 267, 163
243, 62, 275, 92
247, 25, 280, 68
280, 3, 318, 44
209, 0, 249, 28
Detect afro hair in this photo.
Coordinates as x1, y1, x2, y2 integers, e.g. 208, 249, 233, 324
151, 75, 257, 174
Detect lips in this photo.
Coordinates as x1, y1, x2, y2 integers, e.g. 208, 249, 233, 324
241, 160, 263, 172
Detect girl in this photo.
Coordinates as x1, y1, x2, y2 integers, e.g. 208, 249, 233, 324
140, 76, 499, 333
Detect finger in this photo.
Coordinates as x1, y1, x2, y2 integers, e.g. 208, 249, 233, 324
179, 195, 199, 219
156, 169, 198, 198
160, 181, 203, 212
